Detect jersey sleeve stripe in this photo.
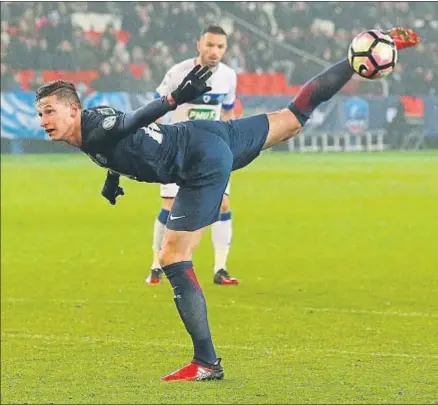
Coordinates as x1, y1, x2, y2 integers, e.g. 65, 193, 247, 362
222, 102, 235, 110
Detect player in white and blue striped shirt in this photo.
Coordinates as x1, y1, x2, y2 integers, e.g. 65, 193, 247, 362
146, 26, 240, 286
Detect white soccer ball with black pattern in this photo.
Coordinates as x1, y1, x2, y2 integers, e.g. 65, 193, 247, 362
348, 29, 398, 80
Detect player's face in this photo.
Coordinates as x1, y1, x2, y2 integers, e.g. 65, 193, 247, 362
197, 33, 227, 68
37, 95, 78, 142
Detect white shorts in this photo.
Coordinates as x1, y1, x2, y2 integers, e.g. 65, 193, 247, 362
160, 180, 231, 198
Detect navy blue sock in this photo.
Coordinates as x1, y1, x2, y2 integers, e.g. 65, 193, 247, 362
219, 212, 232, 221
162, 261, 217, 365
157, 209, 170, 225
288, 58, 354, 126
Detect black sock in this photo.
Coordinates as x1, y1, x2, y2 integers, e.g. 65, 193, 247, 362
288, 58, 354, 125
162, 261, 217, 365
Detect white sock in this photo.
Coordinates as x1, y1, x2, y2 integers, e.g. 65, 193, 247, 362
151, 249, 161, 270
212, 212, 232, 273
151, 215, 167, 269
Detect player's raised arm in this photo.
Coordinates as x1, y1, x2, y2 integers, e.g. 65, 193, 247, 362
122, 65, 212, 133
120, 96, 177, 133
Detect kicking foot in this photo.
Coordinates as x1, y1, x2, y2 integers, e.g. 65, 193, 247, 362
387, 27, 420, 50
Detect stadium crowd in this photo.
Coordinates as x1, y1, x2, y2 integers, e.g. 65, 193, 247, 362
1, 1, 437, 95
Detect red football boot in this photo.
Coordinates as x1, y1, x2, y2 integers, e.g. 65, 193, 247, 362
161, 358, 224, 382
213, 269, 239, 285
387, 27, 421, 50
145, 268, 163, 285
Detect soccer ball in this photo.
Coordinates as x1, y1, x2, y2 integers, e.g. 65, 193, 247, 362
348, 29, 398, 79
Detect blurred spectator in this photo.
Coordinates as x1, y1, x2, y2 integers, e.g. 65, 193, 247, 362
126, 63, 156, 92
1, 62, 21, 91
92, 61, 115, 91
28, 71, 46, 92
111, 60, 132, 90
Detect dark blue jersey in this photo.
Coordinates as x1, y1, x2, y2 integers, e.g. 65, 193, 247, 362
79, 99, 269, 194
79, 100, 182, 184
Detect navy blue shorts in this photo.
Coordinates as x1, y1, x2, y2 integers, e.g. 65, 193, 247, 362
166, 114, 269, 232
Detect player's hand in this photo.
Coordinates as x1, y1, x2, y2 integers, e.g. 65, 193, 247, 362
171, 65, 212, 105
101, 171, 124, 205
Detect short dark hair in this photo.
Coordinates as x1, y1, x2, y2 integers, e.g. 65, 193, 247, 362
35, 80, 81, 107
202, 25, 227, 37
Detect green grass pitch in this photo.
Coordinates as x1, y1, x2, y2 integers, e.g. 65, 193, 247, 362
1, 151, 437, 404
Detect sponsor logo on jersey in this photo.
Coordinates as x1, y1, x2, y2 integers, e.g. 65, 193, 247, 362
188, 108, 217, 120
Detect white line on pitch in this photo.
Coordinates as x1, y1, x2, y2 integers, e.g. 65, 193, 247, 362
303, 306, 438, 318
3, 297, 438, 318
2, 332, 437, 360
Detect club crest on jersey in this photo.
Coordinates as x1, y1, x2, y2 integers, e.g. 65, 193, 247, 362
193, 93, 225, 105
102, 116, 117, 130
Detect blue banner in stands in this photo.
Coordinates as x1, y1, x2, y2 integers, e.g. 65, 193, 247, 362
1, 92, 437, 139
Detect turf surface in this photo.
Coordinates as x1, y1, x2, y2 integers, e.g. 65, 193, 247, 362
1, 152, 437, 404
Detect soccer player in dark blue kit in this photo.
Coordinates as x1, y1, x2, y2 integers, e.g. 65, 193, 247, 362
36, 28, 419, 381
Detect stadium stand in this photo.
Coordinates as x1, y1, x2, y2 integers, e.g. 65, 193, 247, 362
1, 1, 437, 96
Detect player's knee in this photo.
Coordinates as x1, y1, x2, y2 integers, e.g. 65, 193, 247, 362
220, 194, 230, 213
161, 197, 174, 211
264, 109, 302, 149
159, 243, 184, 268
159, 236, 192, 267
159, 228, 204, 268
158, 249, 171, 268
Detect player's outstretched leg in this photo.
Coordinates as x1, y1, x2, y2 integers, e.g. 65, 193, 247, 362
262, 57, 354, 149
261, 27, 420, 150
